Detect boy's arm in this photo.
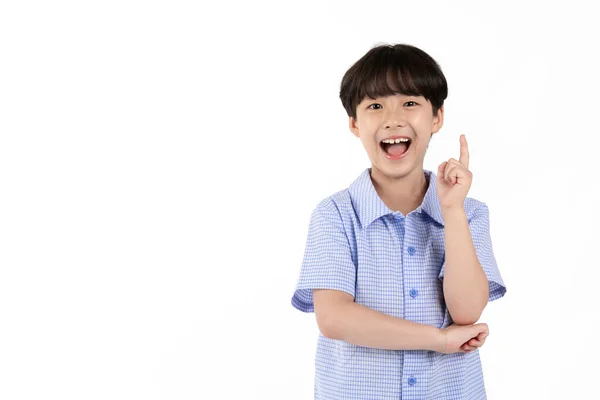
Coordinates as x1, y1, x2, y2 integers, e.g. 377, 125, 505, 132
314, 289, 489, 353
314, 289, 445, 351
441, 207, 489, 325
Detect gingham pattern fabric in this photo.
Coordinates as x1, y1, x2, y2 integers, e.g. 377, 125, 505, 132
291, 168, 506, 400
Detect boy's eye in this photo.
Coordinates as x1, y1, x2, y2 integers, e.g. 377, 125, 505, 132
367, 101, 417, 110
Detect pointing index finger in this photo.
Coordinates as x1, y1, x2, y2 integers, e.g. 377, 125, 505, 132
459, 134, 469, 169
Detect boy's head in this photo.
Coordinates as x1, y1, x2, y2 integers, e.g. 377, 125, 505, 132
340, 43, 448, 177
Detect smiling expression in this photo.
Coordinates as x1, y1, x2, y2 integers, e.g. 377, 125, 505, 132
349, 93, 444, 176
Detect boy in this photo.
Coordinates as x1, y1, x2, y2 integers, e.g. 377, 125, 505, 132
291, 43, 507, 400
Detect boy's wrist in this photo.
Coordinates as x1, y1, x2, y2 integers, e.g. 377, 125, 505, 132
440, 206, 467, 219
428, 327, 447, 353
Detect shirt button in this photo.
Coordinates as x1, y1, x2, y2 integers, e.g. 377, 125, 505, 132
408, 246, 416, 255
408, 376, 417, 386
409, 289, 418, 298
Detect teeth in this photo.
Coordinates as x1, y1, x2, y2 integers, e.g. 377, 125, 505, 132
381, 138, 410, 144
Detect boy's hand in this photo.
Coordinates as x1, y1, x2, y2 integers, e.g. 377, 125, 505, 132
436, 134, 473, 210
459, 330, 489, 353
438, 323, 489, 354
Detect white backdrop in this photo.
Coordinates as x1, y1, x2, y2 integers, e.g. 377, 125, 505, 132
1, 1, 599, 399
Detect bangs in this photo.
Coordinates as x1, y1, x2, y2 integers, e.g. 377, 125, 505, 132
359, 52, 435, 102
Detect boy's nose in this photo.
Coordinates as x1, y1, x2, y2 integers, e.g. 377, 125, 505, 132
384, 121, 407, 129
383, 113, 408, 128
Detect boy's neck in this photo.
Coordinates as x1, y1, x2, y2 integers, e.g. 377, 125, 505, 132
369, 167, 428, 216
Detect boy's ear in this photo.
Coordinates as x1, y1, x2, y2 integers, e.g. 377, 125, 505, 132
349, 117, 360, 138
431, 106, 444, 134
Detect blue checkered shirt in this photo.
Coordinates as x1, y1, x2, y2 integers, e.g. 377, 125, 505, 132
292, 168, 506, 400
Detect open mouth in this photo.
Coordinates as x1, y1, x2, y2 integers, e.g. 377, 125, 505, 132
380, 138, 411, 158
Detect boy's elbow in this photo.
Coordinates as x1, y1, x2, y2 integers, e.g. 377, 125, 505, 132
317, 305, 348, 340
446, 282, 489, 325
451, 313, 480, 326
449, 303, 486, 325
316, 311, 344, 340
318, 319, 339, 340
313, 289, 353, 340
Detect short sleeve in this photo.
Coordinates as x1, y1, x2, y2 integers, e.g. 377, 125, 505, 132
291, 203, 356, 313
438, 203, 507, 302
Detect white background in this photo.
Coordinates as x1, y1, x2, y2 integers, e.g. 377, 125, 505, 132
1, 1, 599, 399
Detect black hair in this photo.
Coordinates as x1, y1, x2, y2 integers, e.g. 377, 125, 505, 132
339, 43, 448, 121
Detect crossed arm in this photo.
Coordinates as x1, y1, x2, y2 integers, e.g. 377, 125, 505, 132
313, 207, 491, 353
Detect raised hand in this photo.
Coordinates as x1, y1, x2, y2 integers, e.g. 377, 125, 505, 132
436, 134, 473, 210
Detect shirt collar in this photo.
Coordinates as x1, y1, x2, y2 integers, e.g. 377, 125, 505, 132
348, 167, 445, 229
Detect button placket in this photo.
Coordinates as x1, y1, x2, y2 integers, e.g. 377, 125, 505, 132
404, 220, 419, 315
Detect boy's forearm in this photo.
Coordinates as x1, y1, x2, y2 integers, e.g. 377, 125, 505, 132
441, 207, 489, 325
328, 301, 445, 352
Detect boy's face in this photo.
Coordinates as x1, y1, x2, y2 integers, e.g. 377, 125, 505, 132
349, 94, 443, 178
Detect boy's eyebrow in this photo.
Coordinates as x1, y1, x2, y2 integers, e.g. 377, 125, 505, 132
363, 94, 422, 102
